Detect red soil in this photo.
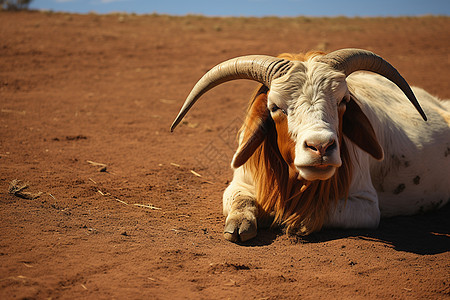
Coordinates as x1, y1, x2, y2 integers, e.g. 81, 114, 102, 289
1, 11, 449, 299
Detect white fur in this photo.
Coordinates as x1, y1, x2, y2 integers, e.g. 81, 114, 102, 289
347, 73, 450, 217
224, 59, 450, 237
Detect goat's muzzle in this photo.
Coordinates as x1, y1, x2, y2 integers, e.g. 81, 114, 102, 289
294, 132, 342, 181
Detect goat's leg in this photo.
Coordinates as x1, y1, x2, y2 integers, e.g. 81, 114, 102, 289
224, 195, 257, 242
222, 167, 258, 242
325, 191, 380, 229
325, 152, 381, 229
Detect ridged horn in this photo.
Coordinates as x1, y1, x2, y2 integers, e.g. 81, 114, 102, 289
170, 55, 294, 131
319, 48, 427, 121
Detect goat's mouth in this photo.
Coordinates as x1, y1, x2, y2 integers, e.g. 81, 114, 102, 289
297, 164, 336, 181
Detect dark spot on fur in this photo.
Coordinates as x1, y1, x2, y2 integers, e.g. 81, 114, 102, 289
445, 147, 450, 157
393, 183, 406, 195
413, 176, 420, 185
390, 154, 410, 169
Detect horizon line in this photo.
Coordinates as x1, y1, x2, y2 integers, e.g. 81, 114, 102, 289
22, 9, 450, 19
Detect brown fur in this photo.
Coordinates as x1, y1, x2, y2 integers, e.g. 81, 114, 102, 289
240, 52, 353, 235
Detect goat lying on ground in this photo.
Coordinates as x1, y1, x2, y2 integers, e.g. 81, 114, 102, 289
171, 48, 450, 242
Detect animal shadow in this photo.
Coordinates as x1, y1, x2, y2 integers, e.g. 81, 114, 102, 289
299, 203, 450, 255
238, 227, 283, 247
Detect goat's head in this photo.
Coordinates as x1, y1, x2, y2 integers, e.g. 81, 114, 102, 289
171, 49, 427, 181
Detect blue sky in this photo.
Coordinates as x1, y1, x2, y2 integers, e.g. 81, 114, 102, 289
30, 0, 450, 17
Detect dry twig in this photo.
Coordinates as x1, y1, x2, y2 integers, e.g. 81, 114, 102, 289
190, 170, 202, 177
114, 198, 128, 205
133, 203, 161, 210
8, 179, 42, 200
87, 160, 107, 172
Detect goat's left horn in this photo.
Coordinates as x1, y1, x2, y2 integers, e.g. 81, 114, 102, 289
170, 55, 293, 131
319, 48, 427, 121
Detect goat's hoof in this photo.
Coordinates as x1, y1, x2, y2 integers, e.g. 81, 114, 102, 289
223, 214, 257, 242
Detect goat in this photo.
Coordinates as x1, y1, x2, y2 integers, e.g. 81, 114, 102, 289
171, 49, 450, 242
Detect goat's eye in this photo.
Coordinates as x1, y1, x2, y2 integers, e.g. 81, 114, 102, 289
270, 104, 280, 113
270, 104, 287, 115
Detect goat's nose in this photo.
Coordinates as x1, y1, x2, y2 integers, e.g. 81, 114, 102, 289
304, 138, 337, 156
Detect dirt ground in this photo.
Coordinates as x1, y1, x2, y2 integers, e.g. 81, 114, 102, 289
1, 11, 449, 299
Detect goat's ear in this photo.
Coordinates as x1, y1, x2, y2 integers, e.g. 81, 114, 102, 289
343, 94, 384, 160
231, 93, 271, 168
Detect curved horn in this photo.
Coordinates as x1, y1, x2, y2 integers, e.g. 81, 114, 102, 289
318, 48, 427, 121
170, 55, 293, 131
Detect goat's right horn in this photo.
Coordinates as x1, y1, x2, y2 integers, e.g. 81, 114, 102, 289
319, 48, 427, 121
170, 55, 293, 131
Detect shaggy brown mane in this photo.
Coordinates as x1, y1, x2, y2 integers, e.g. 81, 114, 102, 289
241, 52, 353, 235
